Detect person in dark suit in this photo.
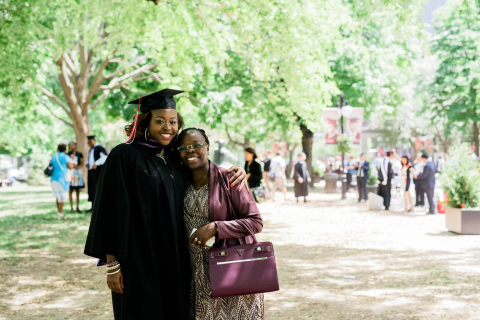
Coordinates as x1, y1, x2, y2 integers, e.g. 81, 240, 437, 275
377, 151, 394, 210
355, 153, 370, 202
415, 154, 436, 215
86, 135, 108, 212
413, 153, 425, 207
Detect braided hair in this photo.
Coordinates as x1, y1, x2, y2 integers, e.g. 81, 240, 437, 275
176, 127, 210, 146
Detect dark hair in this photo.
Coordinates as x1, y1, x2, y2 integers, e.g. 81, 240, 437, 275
124, 111, 185, 139
176, 127, 210, 146
68, 141, 76, 153
421, 153, 428, 159
401, 155, 409, 166
386, 151, 392, 157
244, 147, 257, 160
58, 143, 67, 152
360, 153, 365, 157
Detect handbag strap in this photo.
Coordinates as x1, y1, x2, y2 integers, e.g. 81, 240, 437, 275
219, 174, 259, 247
55, 154, 67, 173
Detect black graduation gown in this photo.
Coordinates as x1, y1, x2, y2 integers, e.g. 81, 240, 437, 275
294, 161, 309, 197
84, 143, 190, 320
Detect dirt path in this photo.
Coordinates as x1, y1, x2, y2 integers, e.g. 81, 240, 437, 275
1, 187, 480, 319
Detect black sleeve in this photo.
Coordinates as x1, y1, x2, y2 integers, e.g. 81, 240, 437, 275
84, 145, 131, 261
250, 161, 262, 181
98, 145, 108, 155
294, 162, 301, 179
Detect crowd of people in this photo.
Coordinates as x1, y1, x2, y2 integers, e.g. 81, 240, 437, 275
346, 150, 439, 215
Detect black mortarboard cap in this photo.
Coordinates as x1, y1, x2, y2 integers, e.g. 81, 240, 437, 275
87, 135, 96, 140
128, 89, 184, 113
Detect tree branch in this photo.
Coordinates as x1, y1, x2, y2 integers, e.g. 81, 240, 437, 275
90, 91, 110, 109
192, 0, 215, 37
63, 52, 78, 76
39, 101, 74, 128
38, 85, 71, 117
225, 124, 245, 147
103, 55, 148, 80
242, 0, 264, 16
98, 63, 156, 91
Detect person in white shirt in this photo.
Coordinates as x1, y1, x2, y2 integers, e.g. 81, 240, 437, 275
85, 135, 108, 212
268, 152, 287, 201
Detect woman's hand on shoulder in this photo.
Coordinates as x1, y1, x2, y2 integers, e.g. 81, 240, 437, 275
107, 270, 124, 294
226, 166, 248, 191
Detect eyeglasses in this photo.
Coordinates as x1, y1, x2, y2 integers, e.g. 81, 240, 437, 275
177, 143, 206, 152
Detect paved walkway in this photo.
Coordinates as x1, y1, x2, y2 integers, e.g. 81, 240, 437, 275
262, 189, 480, 319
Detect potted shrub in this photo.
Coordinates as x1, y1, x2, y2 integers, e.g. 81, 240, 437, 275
441, 144, 480, 235
366, 166, 378, 195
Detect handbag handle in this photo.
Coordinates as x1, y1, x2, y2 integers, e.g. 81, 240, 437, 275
219, 219, 258, 248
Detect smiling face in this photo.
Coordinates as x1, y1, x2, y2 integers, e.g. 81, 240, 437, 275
148, 109, 179, 146
178, 130, 209, 170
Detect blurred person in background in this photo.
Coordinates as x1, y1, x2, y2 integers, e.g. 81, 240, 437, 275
51, 143, 74, 219
345, 156, 356, 191
413, 153, 425, 207
269, 151, 287, 201
415, 154, 437, 215
355, 153, 370, 203
85, 135, 108, 212
244, 147, 262, 189
377, 151, 394, 211
394, 151, 415, 212
68, 141, 85, 212
436, 156, 445, 173
294, 152, 311, 203
262, 151, 273, 190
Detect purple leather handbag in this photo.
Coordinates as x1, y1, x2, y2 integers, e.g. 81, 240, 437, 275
208, 220, 279, 298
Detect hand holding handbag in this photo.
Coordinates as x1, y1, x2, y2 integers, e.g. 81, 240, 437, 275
208, 219, 279, 298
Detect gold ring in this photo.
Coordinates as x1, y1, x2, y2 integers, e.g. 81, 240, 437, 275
194, 237, 198, 242
197, 240, 201, 245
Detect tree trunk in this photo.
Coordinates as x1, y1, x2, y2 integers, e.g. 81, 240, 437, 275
300, 123, 314, 185
39, 28, 160, 193
286, 142, 297, 178
474, 121, 479, 158
74, 126, 90, 193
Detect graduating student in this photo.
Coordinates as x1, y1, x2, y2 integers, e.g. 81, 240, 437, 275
377, 151, 394, 210
84, 89, 247, 320
85, 135, 108, 211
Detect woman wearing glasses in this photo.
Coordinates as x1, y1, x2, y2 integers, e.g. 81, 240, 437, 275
177, 128, 264, 320
84, 89, 247, 320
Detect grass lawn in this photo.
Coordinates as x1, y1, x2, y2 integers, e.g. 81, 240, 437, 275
0, 186, 112, 319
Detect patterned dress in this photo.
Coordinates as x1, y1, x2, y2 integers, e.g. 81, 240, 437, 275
183, 183, 265, 320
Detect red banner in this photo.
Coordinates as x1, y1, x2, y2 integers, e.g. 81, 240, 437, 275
322, 109, 340, 144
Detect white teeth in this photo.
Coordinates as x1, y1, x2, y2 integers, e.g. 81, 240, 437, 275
161, 134, 171, 137
187, 158, 196, 161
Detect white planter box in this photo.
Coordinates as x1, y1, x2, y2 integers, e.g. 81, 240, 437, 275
446, 207, 480, 235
